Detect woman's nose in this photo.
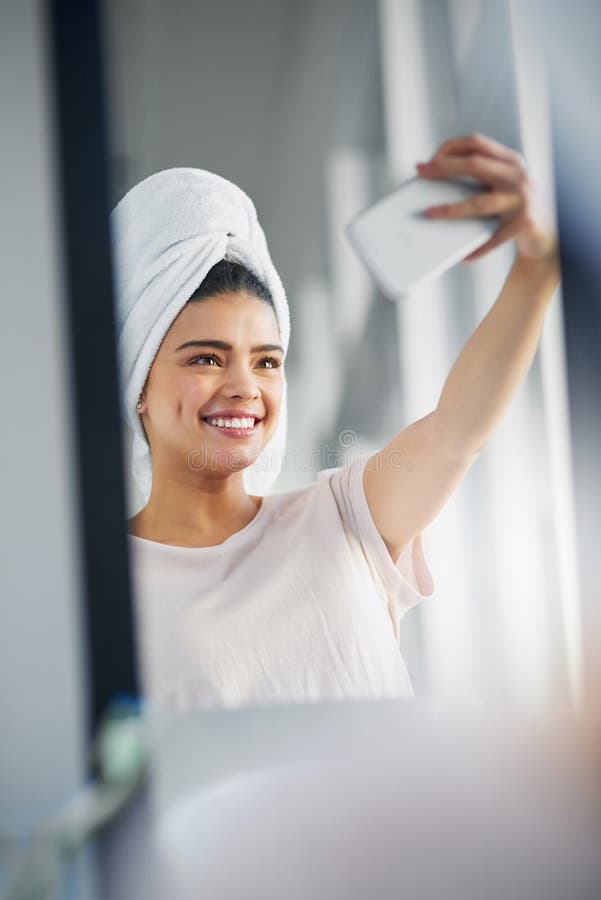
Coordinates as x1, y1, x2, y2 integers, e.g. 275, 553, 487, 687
228, 385, 260, 400
223, 367, 261, 399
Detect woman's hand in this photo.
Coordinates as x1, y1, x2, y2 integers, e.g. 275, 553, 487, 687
416, 132, 558, 263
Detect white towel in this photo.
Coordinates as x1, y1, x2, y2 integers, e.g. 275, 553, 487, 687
110, 168, 290, 510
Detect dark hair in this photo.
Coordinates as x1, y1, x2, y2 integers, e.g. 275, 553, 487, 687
189, 259, 276, 313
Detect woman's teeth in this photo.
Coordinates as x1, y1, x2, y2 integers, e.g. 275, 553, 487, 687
205, 417, 256, 429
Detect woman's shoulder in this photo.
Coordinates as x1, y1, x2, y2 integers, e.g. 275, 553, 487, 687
267, 466, 343, 501
262, 465, 351, 524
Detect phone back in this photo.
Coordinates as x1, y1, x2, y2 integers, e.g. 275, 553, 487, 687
344, 176, 498, 298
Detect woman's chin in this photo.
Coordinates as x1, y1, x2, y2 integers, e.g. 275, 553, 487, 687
186, 422, 273, 476
207, 445, 263, 474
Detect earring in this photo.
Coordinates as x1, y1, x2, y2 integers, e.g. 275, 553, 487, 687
136, 400, 143, 411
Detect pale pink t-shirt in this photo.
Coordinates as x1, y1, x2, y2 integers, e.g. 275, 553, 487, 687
128, 455, 435, 712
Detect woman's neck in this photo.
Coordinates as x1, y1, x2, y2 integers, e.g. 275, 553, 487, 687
127, 480, 263, 547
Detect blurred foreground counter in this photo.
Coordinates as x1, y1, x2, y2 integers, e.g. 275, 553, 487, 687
97, 697, 601, 900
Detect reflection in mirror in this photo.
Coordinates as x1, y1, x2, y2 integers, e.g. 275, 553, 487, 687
103, 0, 577, 718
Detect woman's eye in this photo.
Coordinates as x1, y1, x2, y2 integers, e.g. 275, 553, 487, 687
191, 355, 219, 366
259, 356, 282, 369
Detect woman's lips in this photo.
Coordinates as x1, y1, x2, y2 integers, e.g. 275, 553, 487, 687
201, 419, 262, 439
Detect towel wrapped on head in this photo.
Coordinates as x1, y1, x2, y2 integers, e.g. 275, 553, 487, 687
110, 168, 290, 511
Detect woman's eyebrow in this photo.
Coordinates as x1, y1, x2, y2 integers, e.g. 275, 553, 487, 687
174, 339, 284, 354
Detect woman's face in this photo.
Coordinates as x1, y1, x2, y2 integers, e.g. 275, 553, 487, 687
139, 291, 284, 482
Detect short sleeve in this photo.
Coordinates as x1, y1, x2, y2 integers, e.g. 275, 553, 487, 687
321, 456, 435, 619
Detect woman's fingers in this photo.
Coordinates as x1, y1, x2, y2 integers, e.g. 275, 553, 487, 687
417, 153, 526, 190
415, 132, 557, 261
424, 190, 523, 220
430, 132, 526, 170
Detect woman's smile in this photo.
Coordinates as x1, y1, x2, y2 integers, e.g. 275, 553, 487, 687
200, 416, 263, 439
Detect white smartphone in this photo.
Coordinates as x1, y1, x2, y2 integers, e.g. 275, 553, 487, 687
344, 175, 498, 298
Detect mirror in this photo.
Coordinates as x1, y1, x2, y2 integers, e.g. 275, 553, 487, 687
102, 0, 583, 717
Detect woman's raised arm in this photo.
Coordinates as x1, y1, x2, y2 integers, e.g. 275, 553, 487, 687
364, 133, 560, 563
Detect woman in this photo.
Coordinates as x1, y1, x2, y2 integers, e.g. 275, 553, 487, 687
114, 133, 559, 712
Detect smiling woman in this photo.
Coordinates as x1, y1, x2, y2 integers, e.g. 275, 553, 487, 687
112, 165, 434, 713
112, 125, 560, 713
128, 263, 285, 547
